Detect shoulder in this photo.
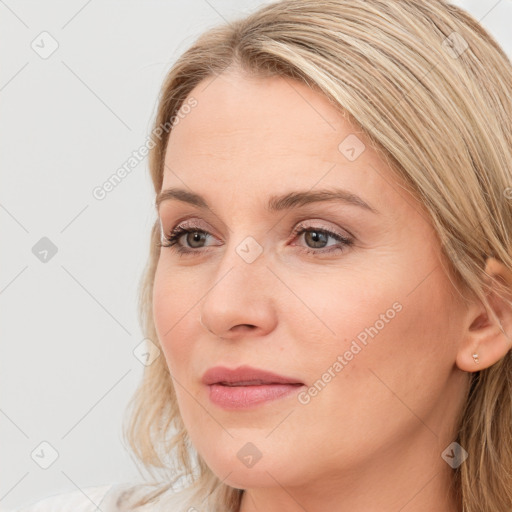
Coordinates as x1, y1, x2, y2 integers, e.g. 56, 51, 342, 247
11, 484, 116, 512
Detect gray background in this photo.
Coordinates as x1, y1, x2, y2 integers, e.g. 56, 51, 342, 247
1, 0, 510, 509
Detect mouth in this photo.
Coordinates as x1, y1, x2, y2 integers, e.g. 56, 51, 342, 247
201, 365, 304, 386
201, 366, 306, 409
217, 380, 304, 387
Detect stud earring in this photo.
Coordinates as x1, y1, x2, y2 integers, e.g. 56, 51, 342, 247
472, 353, 479, 364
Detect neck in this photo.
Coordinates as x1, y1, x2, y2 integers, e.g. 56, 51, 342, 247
237, 431, 462, 512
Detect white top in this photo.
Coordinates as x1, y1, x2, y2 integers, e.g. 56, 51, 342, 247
9, 484, 117, 512
8, 482, 207, 512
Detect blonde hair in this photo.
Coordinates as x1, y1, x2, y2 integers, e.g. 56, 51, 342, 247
122, 1, 512, 510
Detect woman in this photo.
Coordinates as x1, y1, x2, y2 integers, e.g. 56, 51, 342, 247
14, 1, 512, 511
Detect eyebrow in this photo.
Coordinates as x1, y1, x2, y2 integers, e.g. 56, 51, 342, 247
155, 187, 379, 214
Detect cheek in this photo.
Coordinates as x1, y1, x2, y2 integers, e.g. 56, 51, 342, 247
278, 270, 457, 468
152, 263, 196, 375
288, 262, 456, 407
152, 268, 206, 429
278, 266, 402, 364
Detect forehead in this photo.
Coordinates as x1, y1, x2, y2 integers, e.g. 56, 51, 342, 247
161, 70, 411, 216
166, 70, 355, 163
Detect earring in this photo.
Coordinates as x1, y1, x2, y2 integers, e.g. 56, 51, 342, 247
472, 353, 479, 364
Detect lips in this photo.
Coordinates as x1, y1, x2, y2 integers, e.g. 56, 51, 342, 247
202, 365, 305, 409
201, 365, 304, 386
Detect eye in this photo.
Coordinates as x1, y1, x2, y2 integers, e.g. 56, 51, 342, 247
157, 220, 354, 256
289, 222, 353, 255
157, 222, 216, 256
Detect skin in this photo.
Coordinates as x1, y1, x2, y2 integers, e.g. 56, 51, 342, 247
152, 68, 512, 512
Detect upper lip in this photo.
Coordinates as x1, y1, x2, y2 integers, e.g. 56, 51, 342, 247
201, 365, 304, 386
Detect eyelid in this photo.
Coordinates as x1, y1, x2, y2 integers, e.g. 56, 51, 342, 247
161, 215, 351, 237
160, 217, 354, 257
289, 218, 354, 240
160, 216, 214, 239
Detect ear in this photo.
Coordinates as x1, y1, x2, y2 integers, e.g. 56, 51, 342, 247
456, 257, 512, 372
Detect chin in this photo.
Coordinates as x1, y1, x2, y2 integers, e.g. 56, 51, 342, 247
207, 461, 287, 489
194, 438, 311, 490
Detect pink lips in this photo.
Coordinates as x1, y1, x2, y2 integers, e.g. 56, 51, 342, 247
202, 365, 305, 409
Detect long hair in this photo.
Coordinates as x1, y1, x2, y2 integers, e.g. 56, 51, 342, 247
121, 1, 512, 510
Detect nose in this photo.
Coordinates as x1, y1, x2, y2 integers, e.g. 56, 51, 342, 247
199, 313, 257, 339
198, 239, 278, 341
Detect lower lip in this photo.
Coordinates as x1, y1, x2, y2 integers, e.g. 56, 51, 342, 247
208, 383, 304, 409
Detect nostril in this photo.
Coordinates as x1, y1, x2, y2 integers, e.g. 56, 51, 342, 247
232, 324, 257, 332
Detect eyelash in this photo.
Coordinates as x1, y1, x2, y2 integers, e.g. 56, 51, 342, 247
157, 221, 354, 257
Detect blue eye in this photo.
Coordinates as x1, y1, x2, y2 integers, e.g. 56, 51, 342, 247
157, 223, 353, 256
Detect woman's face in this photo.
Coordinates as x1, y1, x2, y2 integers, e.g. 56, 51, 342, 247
153, 69, 470, 504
